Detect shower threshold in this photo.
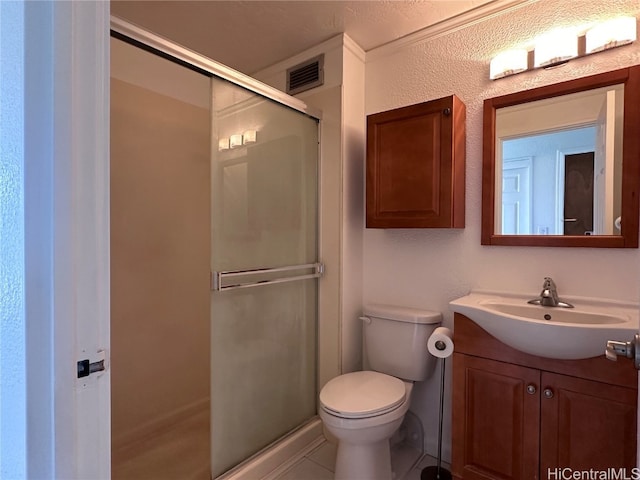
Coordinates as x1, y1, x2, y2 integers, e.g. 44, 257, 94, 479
215, 417, 324, 480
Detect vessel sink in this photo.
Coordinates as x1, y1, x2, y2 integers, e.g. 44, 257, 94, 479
450, 291, 639, 360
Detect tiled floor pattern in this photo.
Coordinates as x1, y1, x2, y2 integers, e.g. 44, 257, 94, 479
272, 440, 449, 480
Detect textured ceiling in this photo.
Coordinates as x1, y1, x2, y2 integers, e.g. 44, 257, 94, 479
111, 0, 497, 75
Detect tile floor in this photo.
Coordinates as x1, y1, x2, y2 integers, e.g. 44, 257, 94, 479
272, 440, 450, 480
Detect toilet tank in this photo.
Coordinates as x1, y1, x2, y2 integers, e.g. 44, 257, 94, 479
362, 304, 442, 381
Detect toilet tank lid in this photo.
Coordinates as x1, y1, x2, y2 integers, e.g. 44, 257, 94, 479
363, 304, 442, 324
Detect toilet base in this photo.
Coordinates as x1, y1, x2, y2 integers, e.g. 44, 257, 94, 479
334, 439, 392, 480
319, 380, 413, 480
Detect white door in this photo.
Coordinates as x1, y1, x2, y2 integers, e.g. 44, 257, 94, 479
501, 157, 533, 234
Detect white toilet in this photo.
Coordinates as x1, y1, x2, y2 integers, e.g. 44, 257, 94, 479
319, 304, 442, 480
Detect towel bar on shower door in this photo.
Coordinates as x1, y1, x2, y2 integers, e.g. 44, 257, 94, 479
211, 262, 324, 291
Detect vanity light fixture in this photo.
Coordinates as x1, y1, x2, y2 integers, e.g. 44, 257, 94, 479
489, 16, 637, 80
585, 16, 637, 54
229, 133, 243, 148
489, 49, 528, 80
534, 28, 578, 68
218, 138, 230, 151
242, 130, 257, 145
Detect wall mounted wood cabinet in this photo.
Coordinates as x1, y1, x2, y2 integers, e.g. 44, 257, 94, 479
366, 95, 465, 228
452, 314, 637, 479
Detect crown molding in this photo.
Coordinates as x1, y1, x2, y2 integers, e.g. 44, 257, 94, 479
366, 0, 539, 63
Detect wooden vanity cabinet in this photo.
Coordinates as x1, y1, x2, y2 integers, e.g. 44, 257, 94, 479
540, 371, 637, 472
366, 95, 465, 228
452, 314, 637, 480
454, 354, 541, 479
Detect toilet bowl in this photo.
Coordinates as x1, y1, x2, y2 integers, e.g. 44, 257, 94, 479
318, 304, 442, 480
319, 371, 413, 480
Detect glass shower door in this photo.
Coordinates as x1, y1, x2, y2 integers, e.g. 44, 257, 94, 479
209, 76, 319, 478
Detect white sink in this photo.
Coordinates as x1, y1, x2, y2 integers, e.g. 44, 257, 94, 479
450, 291, 639, 360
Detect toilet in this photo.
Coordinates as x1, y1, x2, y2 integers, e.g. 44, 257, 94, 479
319, 304, 442, 480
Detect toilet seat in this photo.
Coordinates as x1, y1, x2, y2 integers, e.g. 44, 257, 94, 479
319, 371, 407, 419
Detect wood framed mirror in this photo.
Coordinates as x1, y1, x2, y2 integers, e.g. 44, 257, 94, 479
482, 65, 640, 247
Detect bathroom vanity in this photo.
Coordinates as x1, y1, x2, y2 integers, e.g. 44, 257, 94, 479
452, 314, 638, 479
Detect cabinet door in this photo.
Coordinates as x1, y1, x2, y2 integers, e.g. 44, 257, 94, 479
540, 372, 637, 474
366, 95, 465, 228
452, 354, 540, 480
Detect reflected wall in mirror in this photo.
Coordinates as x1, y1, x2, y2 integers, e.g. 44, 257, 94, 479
482, 65, 640, 247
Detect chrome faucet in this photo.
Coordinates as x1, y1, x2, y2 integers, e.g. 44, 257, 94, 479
527, 277, 574, 308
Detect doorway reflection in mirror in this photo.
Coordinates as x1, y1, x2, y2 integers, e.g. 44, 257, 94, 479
495, 85, 623, 236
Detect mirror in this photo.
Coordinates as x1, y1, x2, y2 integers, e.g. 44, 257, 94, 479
482, 65, 640, 247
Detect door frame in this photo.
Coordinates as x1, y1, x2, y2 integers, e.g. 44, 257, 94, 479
23, 1, 111, 478
55, 2, 112, 478
501, 156, 533, 234
554, 146, 593, 235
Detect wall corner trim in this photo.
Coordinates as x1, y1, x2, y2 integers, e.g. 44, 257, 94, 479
343, 33, 366, 63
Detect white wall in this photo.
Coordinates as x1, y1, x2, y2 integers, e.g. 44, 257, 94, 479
1, 2, 27, 477
364, 0, 640, 460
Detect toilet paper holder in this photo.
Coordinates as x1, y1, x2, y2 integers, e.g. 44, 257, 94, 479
422, 327, 454, 480
434, 340, 447, 351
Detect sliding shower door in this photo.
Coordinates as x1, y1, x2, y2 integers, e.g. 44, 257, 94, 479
210, 77, 319, 478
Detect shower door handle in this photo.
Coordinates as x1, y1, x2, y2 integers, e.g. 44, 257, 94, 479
212, 262, 324, 291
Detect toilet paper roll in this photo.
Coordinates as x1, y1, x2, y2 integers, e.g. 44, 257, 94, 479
427, 327, 454, 358
615, 216, 622, 231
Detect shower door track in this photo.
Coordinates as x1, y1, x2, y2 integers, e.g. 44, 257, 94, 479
110, 17, 322, 121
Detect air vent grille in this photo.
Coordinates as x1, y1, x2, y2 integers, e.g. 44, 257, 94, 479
287, 54, 324, 95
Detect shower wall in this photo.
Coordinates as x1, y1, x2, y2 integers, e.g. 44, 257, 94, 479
110, 37, 211, 453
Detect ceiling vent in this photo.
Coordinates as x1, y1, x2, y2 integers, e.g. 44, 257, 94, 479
286, 54, 324, 95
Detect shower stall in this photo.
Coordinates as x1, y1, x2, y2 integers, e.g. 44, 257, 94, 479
110, 19, 321, 479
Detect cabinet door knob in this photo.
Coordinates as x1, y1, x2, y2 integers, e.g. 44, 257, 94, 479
443, 107, 452, 116
543, 388, 554, 399
526, 384, 537, 395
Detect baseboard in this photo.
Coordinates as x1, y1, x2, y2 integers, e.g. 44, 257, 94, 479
112, 396, 209, 462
